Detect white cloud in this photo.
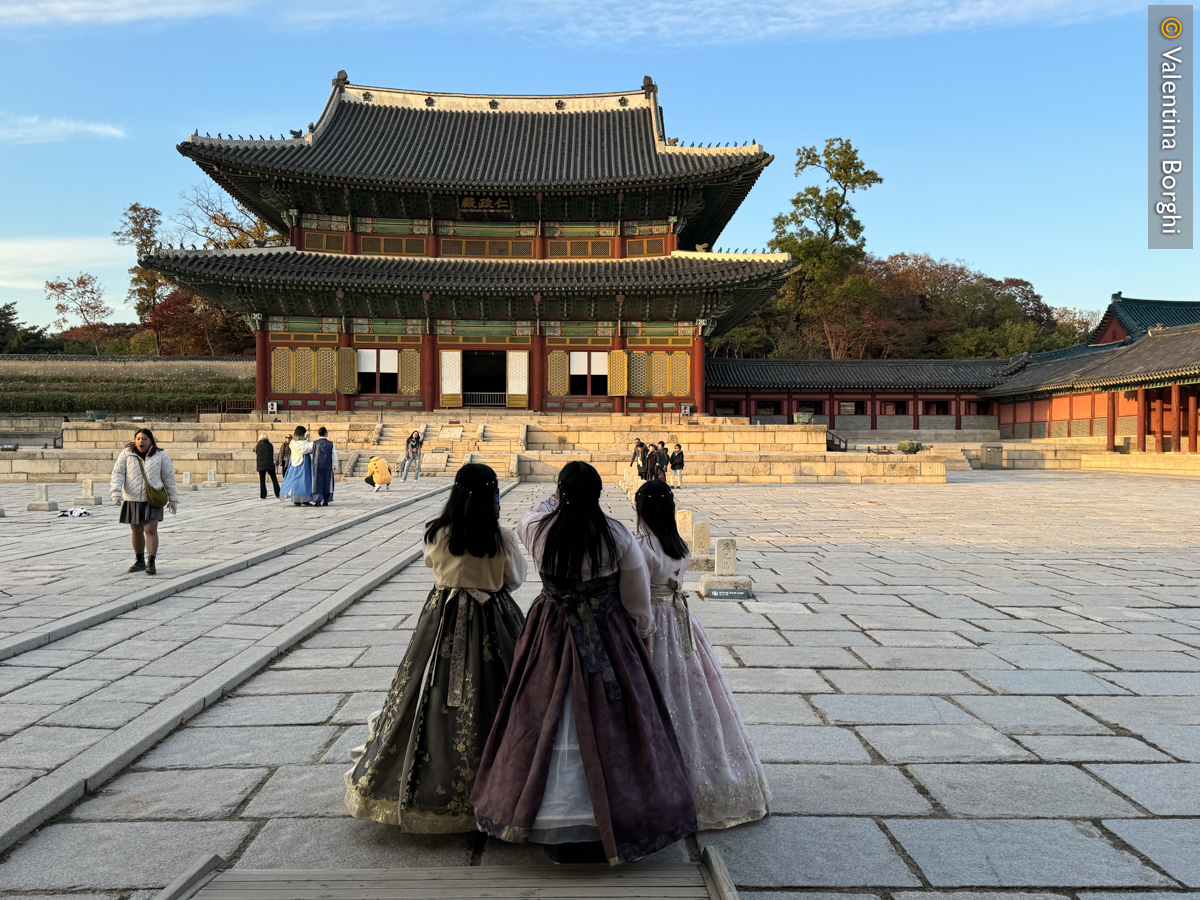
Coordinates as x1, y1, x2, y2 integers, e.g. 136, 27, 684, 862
0, 113, 125, 143
0, 0, 1140, 42
0, 0, 248, 26
0, 237, 131, 291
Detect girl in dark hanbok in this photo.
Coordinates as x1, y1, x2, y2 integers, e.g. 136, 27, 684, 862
472, 461, 696, 865
344, 464, 527, 832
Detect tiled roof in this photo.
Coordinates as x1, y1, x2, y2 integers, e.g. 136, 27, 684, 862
179, 82, 769, 190
143, 247, 797, 295
1089, 296, 1200, 343
983, 323, 1200, 396
979, 344, 1117, 398
705, 357, 1018, 391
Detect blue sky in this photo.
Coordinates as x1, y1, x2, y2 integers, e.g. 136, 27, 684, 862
0, 0, 1190, 328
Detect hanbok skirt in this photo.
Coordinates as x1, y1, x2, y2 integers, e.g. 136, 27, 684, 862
279, 457, 312, 503
472, 572, 697, 865
648, 587, 771, 830
344, 584, 525, 832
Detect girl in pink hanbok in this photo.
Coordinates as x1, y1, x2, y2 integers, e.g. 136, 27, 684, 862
634, 480, 770, 830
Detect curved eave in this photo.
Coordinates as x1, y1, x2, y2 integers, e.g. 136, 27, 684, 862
141, 250, 798, 300
179, 142, 771, 194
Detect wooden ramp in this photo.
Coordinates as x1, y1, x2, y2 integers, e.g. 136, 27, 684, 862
155, 847, 739, 900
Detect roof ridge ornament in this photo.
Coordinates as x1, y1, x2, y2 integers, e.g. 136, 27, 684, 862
333, 70, 349, 93
642, 75, 657, 98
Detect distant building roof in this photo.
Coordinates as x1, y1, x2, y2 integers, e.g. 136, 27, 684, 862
983, 322, 1200, 397
1089, 294, 1200, 344
705, 357, 1018, 391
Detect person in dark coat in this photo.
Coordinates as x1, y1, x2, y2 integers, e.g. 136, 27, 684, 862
669, 443, 685, 488
630, 440, 650, 481
255, 432, 279, 499
655, 442, 670, 481
276, 434, 292, 477
310, 426, 337, 506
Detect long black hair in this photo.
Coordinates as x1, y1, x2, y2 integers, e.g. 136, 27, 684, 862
424, 463, 502, 558
536, 461, 618, 580
635, 480, 688, 560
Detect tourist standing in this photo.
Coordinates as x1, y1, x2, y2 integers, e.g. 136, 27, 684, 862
255, 432, 279, 499
276, 433, 292, 477
669, 443, 685, 488
279, 426, 314, 506
110, 428, 179, 576
367, 455, 392, 492
472, 461, 696, 865
635, 480, 770, 830
310, 426, 338, 506
655, 441, 670, 481
345, 464, 527, 831
630, 439, 650, 481
401, 430, 423, 481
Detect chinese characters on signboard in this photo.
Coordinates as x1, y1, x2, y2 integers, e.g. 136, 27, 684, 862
459, 196, 510, 212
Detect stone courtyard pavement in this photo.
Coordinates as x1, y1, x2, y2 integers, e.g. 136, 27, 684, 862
1, 470, 1199, 898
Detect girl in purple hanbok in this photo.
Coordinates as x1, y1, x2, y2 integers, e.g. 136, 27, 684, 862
635, 480, 770, 830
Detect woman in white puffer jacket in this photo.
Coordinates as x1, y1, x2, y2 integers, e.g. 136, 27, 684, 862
110, 428, 179, 576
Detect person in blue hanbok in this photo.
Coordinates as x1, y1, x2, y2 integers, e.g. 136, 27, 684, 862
310, 426, 338, 506
279, 426, 314, 506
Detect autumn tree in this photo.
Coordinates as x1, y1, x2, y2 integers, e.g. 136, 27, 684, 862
112, 202, 173, 355
174, 183, 286, 249
48, 274, 113, 355
768, 138, 886, 358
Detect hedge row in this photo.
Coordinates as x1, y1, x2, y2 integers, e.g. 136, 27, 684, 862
0, 377, 255, 415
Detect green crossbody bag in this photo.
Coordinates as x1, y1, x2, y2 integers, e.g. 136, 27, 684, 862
135, 457, 169, 508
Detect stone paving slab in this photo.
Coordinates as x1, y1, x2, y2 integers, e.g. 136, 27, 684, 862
885, 819, 1173, 887
1104, 820, 1200, 887
3, 472, 1200, 894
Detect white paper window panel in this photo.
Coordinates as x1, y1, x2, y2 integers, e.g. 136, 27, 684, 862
569, 351, 588, 375
507, 351, 529, 394
440, 350, 462, 394
590, 352, 608, 375
379, 349, 399, 374
356, 349, 376, 373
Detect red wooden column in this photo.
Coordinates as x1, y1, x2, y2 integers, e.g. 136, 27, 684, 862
912, 392, 919, 430
954, 390, 962, 431
1171, 383, 1182, 452
1106, 391, 1117, 452
869, 390, 878, 431
530, 337, 546, 413
336, 318, 353, 413
691, 330, 705, 416
254, 324, 269, 412
1154, 390, 1165, 452
1137, 388, 1147, 452
530, 294, 546, 412
420, 299, 436, 411
1189, 387, 1199, 453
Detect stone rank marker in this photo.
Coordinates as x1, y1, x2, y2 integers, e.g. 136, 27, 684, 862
201, 469, 221, 489
699, 536, 752, 598
27, 483, 59, 512
72, 478, 103, 507
676, 509, 693, 549
687, 520, 714, 571
181, 471, 199, 491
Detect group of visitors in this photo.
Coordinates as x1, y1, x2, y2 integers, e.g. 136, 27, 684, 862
630, 438, 685, 487
363, 430, 425, 492
344, 460, 768, 865
258, 426, 339, 506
